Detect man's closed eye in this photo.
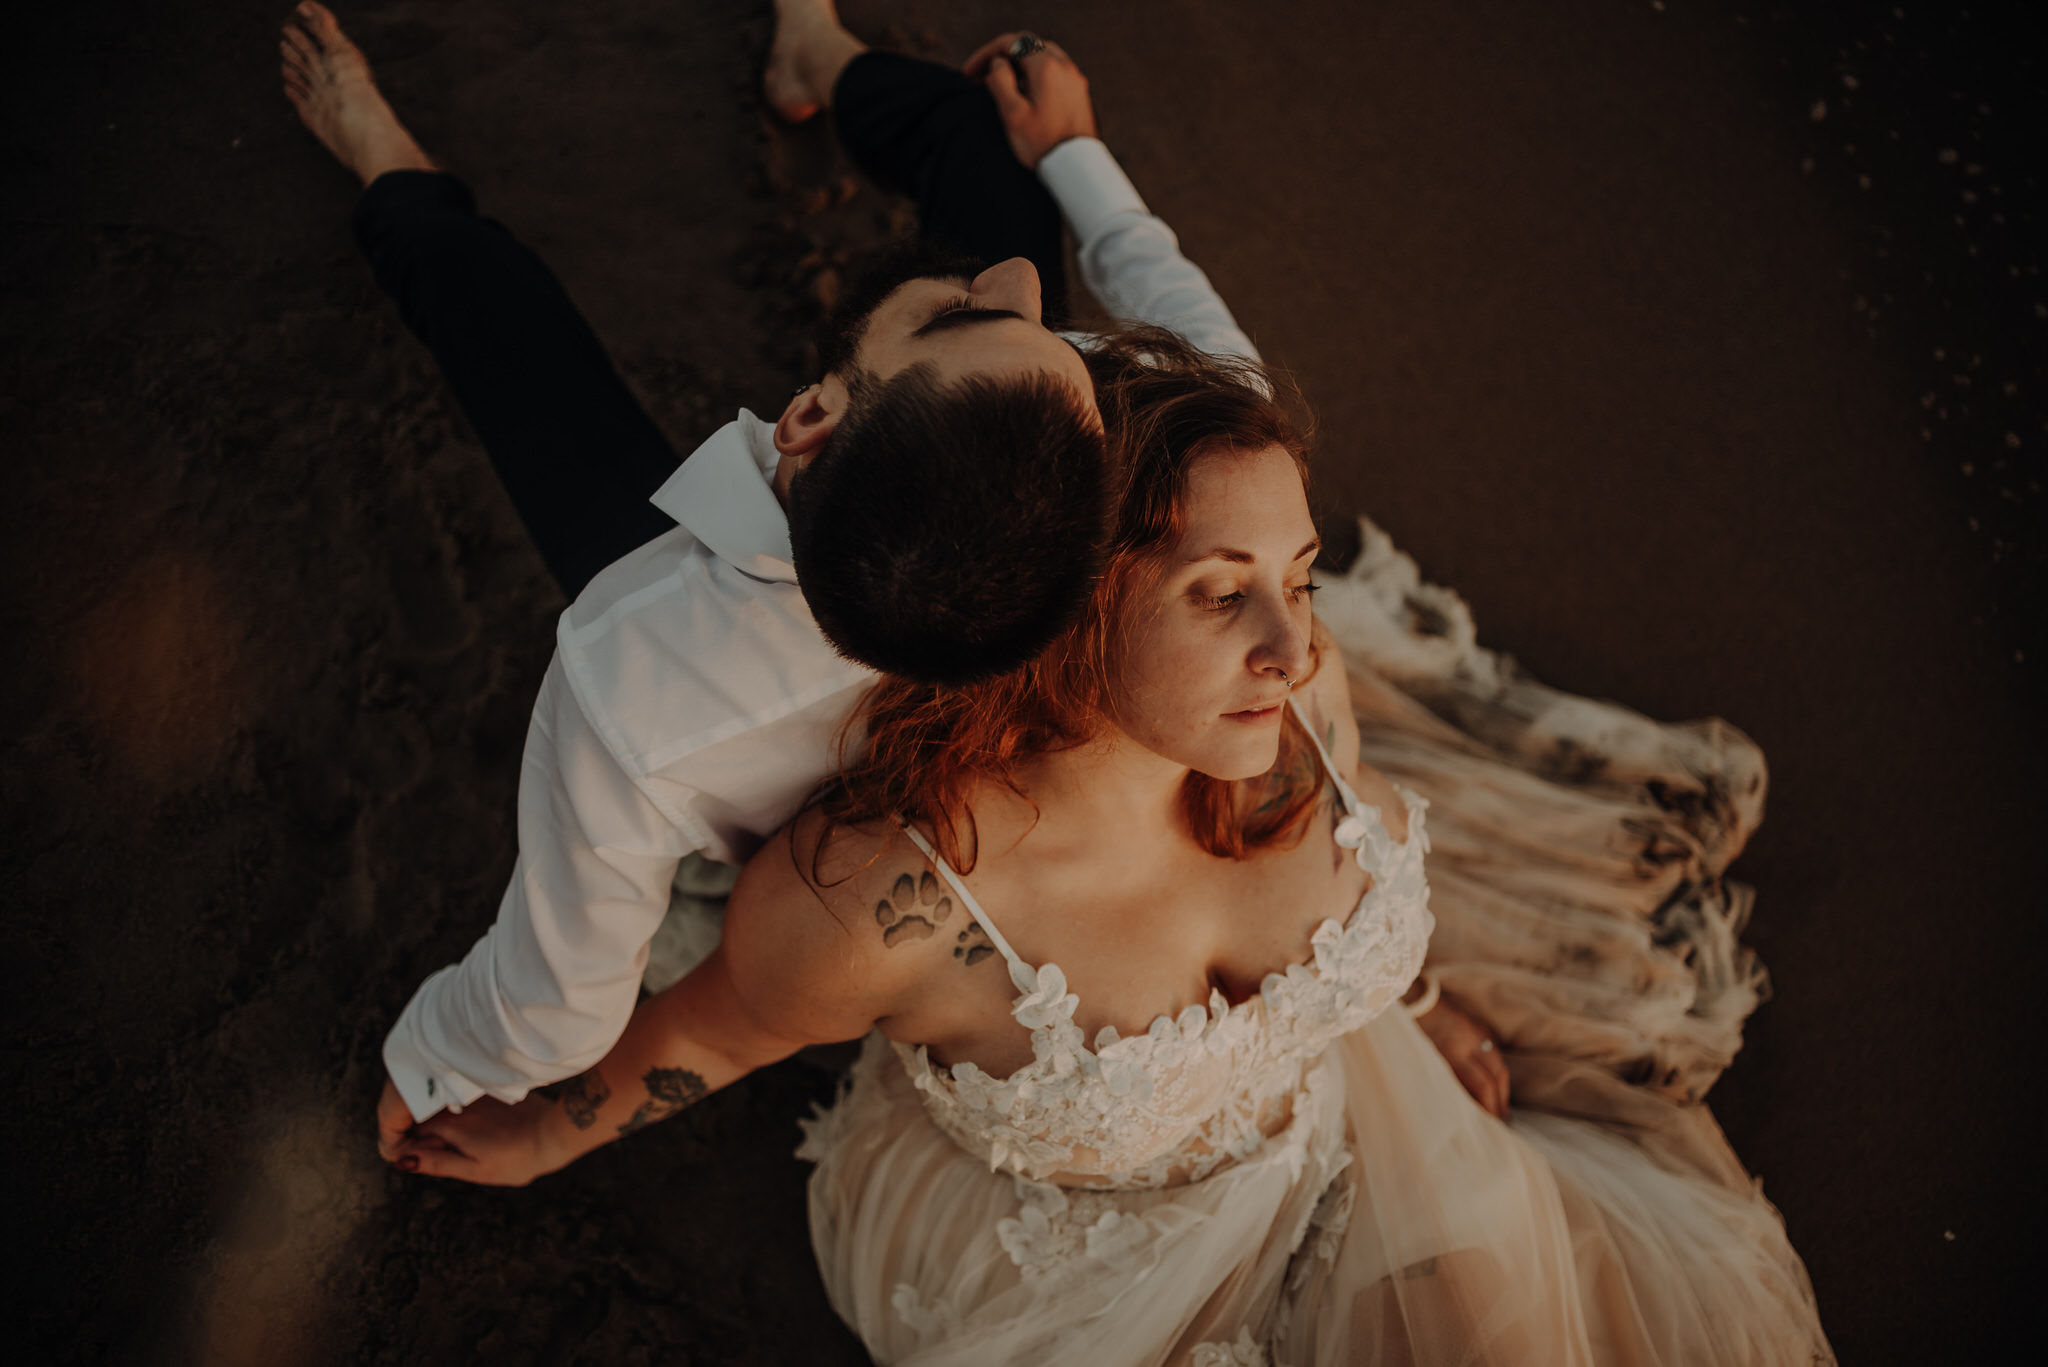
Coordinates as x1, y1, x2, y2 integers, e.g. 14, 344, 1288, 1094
912, 302, 1028, 338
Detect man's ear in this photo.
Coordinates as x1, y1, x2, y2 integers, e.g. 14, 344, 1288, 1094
774, 377, 848, 462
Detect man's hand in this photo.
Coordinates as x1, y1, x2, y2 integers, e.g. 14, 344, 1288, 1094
961, 33, 1099, 169
1414, 999, 1511, 1120
391, 1092, 568, 1187
376, 1075, 416, 1163
379, 1071, 563, 1186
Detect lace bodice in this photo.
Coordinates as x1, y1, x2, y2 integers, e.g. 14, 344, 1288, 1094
895, 699, 1434, 1192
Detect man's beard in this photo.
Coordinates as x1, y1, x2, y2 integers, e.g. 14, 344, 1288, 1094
815, 239, 990, 379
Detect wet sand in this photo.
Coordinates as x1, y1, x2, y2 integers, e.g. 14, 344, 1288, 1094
4, 2, 2040, 1362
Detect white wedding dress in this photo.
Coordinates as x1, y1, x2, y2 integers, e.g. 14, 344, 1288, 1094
786, 520, 1834, 1366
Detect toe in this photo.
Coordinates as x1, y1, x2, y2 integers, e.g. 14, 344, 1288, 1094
302, 3, 345, 48
283, 12, 322, 59
280, 27, 316, 69
763, 62, 821, 124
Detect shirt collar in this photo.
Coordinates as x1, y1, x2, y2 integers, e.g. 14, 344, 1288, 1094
650, 410, 796, 583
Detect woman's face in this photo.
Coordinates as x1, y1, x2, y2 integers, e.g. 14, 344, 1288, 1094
1112, 444, 1320, 781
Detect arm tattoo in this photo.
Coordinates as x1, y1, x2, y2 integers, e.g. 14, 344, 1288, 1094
615, 1065, 708, 1136
875, 869, 955, 948
534, 1067, 611, 1130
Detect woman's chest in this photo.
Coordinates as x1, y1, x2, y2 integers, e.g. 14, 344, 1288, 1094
896, 817, 1375, 1077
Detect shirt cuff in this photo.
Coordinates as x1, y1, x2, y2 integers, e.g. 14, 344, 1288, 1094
382, 971, 490, 1123
1037, 137, 1150, 244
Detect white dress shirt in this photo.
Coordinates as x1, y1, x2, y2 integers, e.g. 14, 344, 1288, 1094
383, 137, 1261, 1121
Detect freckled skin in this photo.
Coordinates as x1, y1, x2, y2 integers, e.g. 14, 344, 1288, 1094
1110, 446, 1319, 784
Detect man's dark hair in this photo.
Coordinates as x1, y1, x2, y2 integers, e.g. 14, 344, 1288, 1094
788, 362, 1107, 686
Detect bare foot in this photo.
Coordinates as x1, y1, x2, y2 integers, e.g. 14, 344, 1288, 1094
280, 2, 437, 186
765, 0, 866, 124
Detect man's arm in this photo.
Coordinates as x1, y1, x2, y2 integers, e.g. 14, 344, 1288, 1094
1041, 139, 1259, 361
379, 649, 693, 1155
965, 34, 1260, 361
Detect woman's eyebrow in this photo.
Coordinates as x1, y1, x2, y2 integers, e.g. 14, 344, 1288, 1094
1182, 538, 1323, 567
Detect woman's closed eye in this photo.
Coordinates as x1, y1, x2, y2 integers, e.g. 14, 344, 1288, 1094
1196, 583, 1320, 611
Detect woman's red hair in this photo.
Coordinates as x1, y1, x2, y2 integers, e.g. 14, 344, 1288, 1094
818, 327, 1325, 872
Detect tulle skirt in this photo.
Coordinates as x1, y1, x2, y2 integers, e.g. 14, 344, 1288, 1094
803, 1000, 1827, 1366
793, 520, 1831, 1364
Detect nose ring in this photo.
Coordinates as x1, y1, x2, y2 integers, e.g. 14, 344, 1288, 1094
1278, 671, 1294, 689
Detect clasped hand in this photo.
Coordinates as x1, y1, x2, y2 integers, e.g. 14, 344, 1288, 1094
377, 1075, 567, 1187
961, 32, 1099, 169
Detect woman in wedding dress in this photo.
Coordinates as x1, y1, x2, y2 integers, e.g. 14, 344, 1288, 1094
404, 330, 1832, 1364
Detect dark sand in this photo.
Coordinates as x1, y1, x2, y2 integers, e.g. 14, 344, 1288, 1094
4, 2, 2040, 1363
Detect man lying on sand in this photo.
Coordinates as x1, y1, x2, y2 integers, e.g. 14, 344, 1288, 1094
279, 0, 1258, 1169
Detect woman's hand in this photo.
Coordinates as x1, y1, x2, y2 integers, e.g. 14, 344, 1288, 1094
1415, 999, 1511, 1120
961, 32, 1098, 169
390, 1091, 568, 1187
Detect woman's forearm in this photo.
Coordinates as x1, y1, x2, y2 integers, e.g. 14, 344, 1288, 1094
529, 950, 795, 1168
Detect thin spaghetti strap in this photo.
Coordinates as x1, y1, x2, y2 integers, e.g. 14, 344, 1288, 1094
896, 822, 1030, 976
1287, 695, 1365, 814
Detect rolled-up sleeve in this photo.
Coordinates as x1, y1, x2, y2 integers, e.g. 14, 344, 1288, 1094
1038, 136, 1261, 363
382, 650, 693, 1121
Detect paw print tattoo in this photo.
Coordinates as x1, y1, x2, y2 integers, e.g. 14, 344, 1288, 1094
952, 920, 995, 968
535, 1066, 610, 1130
876, 870, 955, 948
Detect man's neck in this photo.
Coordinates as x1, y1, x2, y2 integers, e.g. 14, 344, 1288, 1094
770, 451, 798, 507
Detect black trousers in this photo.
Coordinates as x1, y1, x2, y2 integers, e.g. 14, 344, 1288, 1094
355, 51, 1065, 600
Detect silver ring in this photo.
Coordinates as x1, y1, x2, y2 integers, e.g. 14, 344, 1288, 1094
1008, 31, 1047, 61
1478, 1039, 1495, 1053
1278, 671, 1294, 689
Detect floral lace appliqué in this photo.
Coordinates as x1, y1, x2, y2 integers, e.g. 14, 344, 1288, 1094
890, 1283, 963, 1340
992, 1177, 1165, 1288
1189, 1327, 1271, 1367
899, 791, 1434, 1191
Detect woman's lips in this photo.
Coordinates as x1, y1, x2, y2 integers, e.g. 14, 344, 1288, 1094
1225, 701, 1287, 724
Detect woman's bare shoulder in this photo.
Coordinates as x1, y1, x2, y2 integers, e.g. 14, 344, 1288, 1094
727, 808, 967, 1003
714, 811, 919, 1030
